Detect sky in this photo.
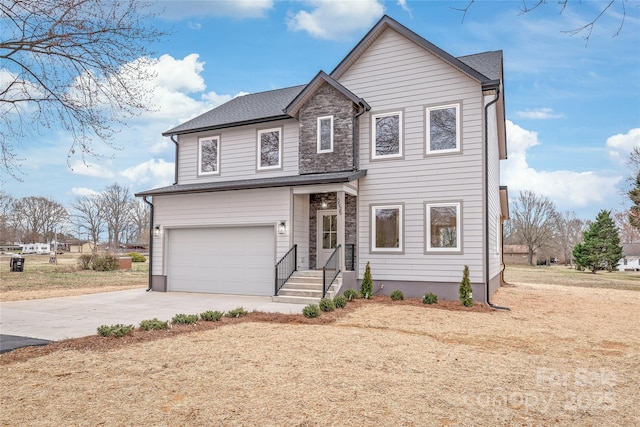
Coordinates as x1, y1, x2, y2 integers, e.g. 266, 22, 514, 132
3, 0, 640, 221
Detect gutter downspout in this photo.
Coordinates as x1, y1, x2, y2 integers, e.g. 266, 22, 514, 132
484, 87, 510, 311
352, 100, 370, 171
170, 135, 179, 185
143, 196, 154, 292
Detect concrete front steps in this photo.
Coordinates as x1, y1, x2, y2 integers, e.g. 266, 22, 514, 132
272, 270, 342, 305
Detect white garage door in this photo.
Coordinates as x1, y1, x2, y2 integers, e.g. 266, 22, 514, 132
167, 226, 275, 295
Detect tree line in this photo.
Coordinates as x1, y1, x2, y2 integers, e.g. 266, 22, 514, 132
0, 184, 149, 252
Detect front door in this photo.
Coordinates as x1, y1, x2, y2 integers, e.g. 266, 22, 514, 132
317, 210, 337, 268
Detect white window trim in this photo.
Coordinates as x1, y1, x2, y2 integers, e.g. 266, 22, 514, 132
257, 127, 282, 170
426, 202, 461, 252
371, 204, 403, 253
371, 111, 403, 159
426, 103, 461, 155
198, 136, 220, 176
317, 115, 334, 153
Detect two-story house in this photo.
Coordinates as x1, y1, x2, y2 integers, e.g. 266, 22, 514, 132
136, 15, 509, 304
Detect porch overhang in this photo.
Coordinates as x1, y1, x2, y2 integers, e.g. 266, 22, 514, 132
135, 170, 367, 197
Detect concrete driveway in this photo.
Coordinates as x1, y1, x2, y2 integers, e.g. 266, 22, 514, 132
0, 289, 306, 352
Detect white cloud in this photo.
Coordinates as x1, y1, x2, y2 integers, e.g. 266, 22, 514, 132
515, 108, 565, 119
287, 0, 384, 40
397, 0, 411, 15
70, 160, 115, 179
70, 187, 100, 198
606, 128, 640, 163
153, 0, 273, 20
120, 159, 175, 186
502, 120, 621, 209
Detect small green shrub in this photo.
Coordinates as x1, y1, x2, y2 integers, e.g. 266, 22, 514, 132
139, 318, 169, 331
360, 261, 373, 299
225, 307, 247, 318
459, 265, 473, 307
423, 292, 438, 304
343, 289, 358, 301
333, 295, 347, 309
171, 313, 199, 325
92, 254, 118, 271
97, 324, 135, 337
78, 254, 94, 270
126, 252, 147, 263
319, 298, 335, 312
302, 304, 321, 319
390, 290, 404, 301
200, 310, 224, 322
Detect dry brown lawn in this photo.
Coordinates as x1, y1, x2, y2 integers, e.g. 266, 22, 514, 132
0, 265, 638, 426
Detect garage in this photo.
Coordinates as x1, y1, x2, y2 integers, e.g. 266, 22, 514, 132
166, 226, 275, 296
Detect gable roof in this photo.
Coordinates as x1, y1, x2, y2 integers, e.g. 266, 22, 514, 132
284, 71, 370, 118
163, 85, 305, 136
458, 50, 503, 82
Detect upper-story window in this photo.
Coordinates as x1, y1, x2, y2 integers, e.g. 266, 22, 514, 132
372, 111, 403, 159
426, 104, 460, 154
198, 136, 220, 175
257, 127, 282, 170
317, 116, 333, 153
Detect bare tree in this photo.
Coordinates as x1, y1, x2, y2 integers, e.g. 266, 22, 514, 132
614, 209, 640, 243
555, 211, 586, 265
125, 198, 150, 245
0, 0, 165, 177
0, 191, 16, 244
12, 196, 68, 242
101, 183, 132, 252
71, 194, 105, 251
508, 190, 559, 266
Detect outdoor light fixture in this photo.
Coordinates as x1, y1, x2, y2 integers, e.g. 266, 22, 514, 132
278, 221, 286, 235
321, 198, 328, 209
154, 225, 160, 238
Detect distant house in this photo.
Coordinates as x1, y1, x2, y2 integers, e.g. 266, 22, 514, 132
504, 245, 537, 265
68, 240, 96, 254
620, 243, 640, 271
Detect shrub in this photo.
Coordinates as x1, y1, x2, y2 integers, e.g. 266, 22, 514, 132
139, 318, 169, 331
171, 313, 199, 325
343, 289, 358, 301
302, 304, 321, 319
97, 324, 134, 337
225, 307, 247, 318
423, 292, 438, 304
319, 298, 335, 312
200, 310, 223, 322
126, 252, 147, 263
333, 295, 347, 309
390, 290, 404, 301
459, 265, 473, 307
92, 254, 118, 271
78, 254, 94, 270
360, 262, 373, 299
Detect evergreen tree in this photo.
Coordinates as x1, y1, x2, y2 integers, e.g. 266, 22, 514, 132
459, 265, 473, 307
360, 262, 373, 299
629, 172, 640, 231
572, 210, 623, 273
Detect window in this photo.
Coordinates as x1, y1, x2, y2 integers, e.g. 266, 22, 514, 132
372, 111, 402, 159
426, 202, 461, 252
198, 136, 219, 175
371, 204, 403, 252
257, 127, 282, 170
426, 104, 460, 154
317, 116, 333, 153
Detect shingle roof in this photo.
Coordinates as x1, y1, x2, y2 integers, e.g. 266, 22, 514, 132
457, 50, 503, 81
163, 85, 305, 136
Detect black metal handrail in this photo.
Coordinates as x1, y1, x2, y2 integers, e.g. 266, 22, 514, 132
345, 243, 356, 271
275, 244, 297, 296
322, 244, 341, 298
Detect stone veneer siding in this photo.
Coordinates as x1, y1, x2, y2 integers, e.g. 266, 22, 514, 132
298, 83, 358, 174
309, 192, 357, 269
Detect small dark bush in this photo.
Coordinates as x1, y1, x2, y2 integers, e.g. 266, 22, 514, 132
343, 289, 358, 301
302, 304, 321, 319
319, 298, 335, 312
139, 318, 169, 331
171, 313, 199, 325
92, 254, 118, 271
225, 307, 247, 318
333, 295, 347, 309
200, 310, 224, 322
78, 254, 94, 270
390, 290, 404, 301
126, 252, 147, 263
97, 324, 134, 337
423, 292, 438, 304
